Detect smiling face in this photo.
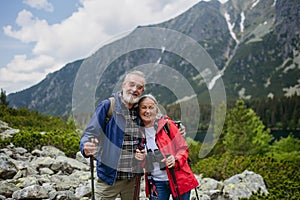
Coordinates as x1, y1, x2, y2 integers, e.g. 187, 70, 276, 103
139, 97, 158, 127
122, 73, 145, 107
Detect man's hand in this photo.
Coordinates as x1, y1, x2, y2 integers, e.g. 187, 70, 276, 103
135, 148, 146, 161
84, 138, 99, 156
179, 124, 186, 137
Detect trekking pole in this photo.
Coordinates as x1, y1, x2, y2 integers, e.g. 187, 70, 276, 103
133, 175, 141, 200
163, 122, 182, 199
90, 155, 95, 200
169, 167, 182, 200
194, 186, 200, 200
165, 153, 182, 200
88, 136, 96, 200
133, 143, 145, 200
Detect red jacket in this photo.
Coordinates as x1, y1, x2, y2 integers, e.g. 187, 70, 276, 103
144, 116, 199, 198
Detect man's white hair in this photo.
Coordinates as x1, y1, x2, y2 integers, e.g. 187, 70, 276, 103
123, 70, 145, 84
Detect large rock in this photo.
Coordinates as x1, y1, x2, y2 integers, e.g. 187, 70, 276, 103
223, 170, 269, 200
12, 185, 49, 199
0, 154, 17, 179
190, 170, 269, 200
0, 120, 19, 139
0, 182, 19, 198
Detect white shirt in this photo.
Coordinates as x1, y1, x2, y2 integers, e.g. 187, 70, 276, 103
145, 127, 168, 181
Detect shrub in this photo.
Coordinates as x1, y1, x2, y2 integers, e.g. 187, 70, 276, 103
13, 130, 43, 150
267, 134, 300, 162
186, 137, 201, 166
192, 152, 252, 180
247, 156, 300, 199
193, 154, 300, 199
11, 129, 80, 158
40, 130, 80, 157
0, 106, 80, 157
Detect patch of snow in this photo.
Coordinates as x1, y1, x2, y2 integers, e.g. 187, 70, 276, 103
171, 94, 197, 105
276, 58, 291, 71
264, 77, 271, 88
224, 12, 239, 44
161, 46, 165, 54
251, 0, 260, 9
156, 57, 161, 64
238, 88, 251, 99
246, 21, 272, 44
267, 93, 274, 99
283, 63, 296, 73
293, 49, 300, 65
240, 12, 245, 33
208, 72, 223, 90
283, 80, 300, 97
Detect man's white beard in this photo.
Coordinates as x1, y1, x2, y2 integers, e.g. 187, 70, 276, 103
122, 91, 139, 104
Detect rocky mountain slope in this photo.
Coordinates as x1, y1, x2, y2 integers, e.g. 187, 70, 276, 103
7, 0, 300, 117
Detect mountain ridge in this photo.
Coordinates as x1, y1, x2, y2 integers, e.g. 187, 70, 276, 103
7, 0, 300, 117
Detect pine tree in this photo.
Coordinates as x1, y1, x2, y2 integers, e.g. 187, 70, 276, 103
0, 88, 9, 106
206, 102, 227, 156
223, 99, 273, 156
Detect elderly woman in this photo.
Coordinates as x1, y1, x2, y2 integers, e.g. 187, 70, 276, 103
136, 94, 198, 200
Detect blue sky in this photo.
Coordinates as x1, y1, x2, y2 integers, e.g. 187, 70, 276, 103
0, 0, 227, 94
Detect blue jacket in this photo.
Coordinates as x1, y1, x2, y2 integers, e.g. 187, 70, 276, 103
80, 93, 127, 185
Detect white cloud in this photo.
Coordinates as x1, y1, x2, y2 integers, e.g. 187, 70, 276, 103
6, 54, 55, 73
4, 10, 50, 43
23, 0, 54, 12
0, 66, 44, 83
2, 0, 200, 94
219, 0, 229, 3
0, 54, 62, 93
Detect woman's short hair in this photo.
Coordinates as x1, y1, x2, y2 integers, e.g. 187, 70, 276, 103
138, 94, 162, 119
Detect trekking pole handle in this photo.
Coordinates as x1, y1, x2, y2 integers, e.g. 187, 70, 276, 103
88, 136, 98, 157
167, 154, 182, 200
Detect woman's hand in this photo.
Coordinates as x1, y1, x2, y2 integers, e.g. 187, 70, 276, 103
179, 124, 186, 137
163, 155, 176, 168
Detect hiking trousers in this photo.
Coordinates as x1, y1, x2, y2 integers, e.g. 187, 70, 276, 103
95, 178, 135, 200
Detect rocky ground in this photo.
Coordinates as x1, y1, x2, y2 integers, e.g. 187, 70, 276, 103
0, 120, 269, 199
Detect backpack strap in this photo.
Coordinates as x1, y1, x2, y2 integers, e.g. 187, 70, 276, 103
105, 97, 115, 124
163, 121, 171, 138
163, 119, 192, 166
